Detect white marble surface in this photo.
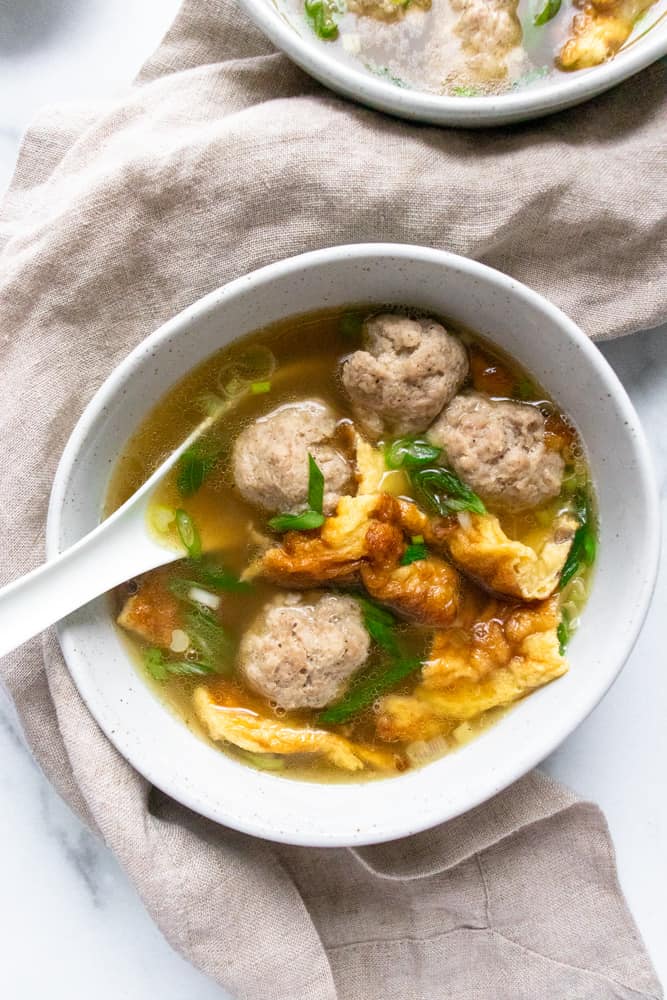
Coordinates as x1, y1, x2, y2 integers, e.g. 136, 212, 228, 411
0, 2, 665, 996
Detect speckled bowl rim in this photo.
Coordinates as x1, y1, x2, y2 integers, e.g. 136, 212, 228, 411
47, 244, 660, 847
238, 0, 667, 126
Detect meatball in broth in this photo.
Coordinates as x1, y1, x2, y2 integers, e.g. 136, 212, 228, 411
232, 400, 354, 514
108, 306, 596, 783
342, 313, 468, 439
239, 592, 370, 710
428, 393, 564, 511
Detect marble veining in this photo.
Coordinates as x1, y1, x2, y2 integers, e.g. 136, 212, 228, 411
0, 682, 29, 753
0, 1, 665, 997
37, 781, 106, 907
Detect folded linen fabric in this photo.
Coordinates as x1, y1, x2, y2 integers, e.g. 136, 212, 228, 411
0, 1, 664, 997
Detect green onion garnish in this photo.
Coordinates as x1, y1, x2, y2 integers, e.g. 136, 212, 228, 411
533, 0, 562, 26
184, 606, 233, 672
559, 488, 596, 589
268, 510, 326, 533
557, 610, 570, 656
318, 658, 422, 725
239, 751, 286, 771
143, 647, 216, 681
385, 437, 442, 470
175, 508, 202, 560
357, 597, 401, 659
268, 453, 326, 533
307, 452, 325, 515
364, 62, 409, 88
188, 559, 252, 593
511, 65, 550, 90
177, 441, 218, 497
250, 381, 271, 394
317, 597, 422, 724
410, 467, 486, 517
400, 537, 428, 565
304, 0, 339, 39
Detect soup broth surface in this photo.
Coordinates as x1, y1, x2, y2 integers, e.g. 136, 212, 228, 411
108, 306, 595, 782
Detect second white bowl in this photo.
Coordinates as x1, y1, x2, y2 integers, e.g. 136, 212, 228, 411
238, 0, 667, 126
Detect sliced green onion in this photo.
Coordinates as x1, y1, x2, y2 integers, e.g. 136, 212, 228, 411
268, 454, 326, 533
559, 525, 596, 588
364, 62, 408, 88
268, 510, 325, 533
357, 597, 401, 659
385, 438, 442, 470
304, 0, 339, 39
142, 647, 216, 681
164, 660, 217, 677
511, 65, 550, 90
182, 559, 252, 594
411, 467, 486, 517
217, 346, 276, 398
185, 606, 233, 672
307, 453, 325, 515
318, 598, 423, 723
175, 508, 202, 560
251, 381, 271, 394
169, 570, 251, 605
557, 610, 571, 656
400, 540, 428, 566
144, 647, 168, 681
239, 751, 286, 771
177, 441, 218, 497
452, 85, 481, 97
533, 0, 562, 26
559, 488, 596, 589
318, 658, 422, 725
237, 346, 276, 382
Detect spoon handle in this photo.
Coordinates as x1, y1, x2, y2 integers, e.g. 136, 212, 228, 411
0, 418, 212, 660
0, 502, 177, 660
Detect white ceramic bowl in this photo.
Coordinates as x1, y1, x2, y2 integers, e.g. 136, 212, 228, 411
238, 0, 667, 126
48, 244, 659, 846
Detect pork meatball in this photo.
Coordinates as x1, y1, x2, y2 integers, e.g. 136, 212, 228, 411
341, 314, 468, 440
238, 592, 370, 710
232, 401, 354, 515
428, 393, 564, 511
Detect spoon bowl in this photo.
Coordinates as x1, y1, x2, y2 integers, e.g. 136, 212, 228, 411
0, 420, 219, 659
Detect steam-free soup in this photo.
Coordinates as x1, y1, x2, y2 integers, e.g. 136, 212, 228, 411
108, 307, 595, 781
284, 0, 666, 97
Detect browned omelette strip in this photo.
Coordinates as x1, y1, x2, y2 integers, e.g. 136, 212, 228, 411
559, 0, 659, 70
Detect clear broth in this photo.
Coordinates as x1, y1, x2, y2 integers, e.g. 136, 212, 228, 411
107, 306, 594, 781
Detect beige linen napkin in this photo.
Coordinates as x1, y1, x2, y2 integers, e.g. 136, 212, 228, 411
1, 2, 665, 997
